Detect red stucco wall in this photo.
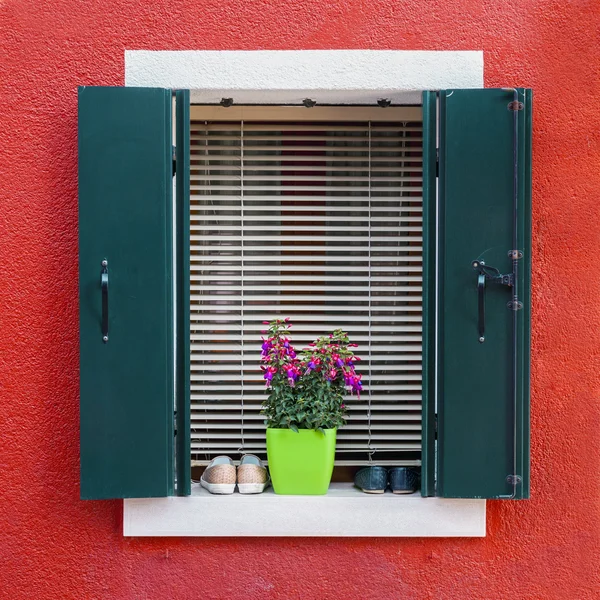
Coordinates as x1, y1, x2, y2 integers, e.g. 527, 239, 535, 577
1, 1, 599, 598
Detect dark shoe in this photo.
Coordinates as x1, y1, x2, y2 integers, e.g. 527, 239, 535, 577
354, 466, 388, 494
388, 467, 420, 494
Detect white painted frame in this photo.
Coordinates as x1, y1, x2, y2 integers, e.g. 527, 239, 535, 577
123, 49, 485, 537
125, 50, 483, 105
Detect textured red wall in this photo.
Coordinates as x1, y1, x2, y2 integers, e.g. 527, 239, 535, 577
1, 1, 599, 598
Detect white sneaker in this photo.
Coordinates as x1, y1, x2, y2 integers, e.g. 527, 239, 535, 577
237, 454, 270, 494
200, 456, 236, 494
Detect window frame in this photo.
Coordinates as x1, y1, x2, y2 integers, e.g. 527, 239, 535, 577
120, 50, 486, 536
75, 50, 530, 535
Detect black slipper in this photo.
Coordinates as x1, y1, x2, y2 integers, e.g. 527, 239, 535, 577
354, 466, 388, 493
388, 467, 420, 494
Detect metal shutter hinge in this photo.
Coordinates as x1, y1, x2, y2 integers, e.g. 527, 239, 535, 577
506, 474, 522, 485
507, 250, 524, 310
508, 101, 524, 111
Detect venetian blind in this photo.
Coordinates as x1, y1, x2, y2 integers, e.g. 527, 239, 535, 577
189, 108, 423, 466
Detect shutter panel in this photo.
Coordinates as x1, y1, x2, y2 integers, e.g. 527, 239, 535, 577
79, 87, 174, 499
437, 88, 532, 499
420, 92, 437, 496
175, 90, 192, 496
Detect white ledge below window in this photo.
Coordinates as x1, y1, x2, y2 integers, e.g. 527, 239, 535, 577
124, 483, 486, 537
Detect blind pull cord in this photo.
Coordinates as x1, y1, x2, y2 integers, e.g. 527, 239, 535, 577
366, 120, 375, 464
238, 120, 245, 456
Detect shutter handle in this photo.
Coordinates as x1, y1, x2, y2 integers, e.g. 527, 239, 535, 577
472, 259, 515, 344
477, 273, 486, 343
101, 260, 109, 343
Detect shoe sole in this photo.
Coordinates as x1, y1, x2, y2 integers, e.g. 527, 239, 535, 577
238, 482, 269, 494
360, 488, 385, 494
200, 479, 235, 494
392, 489, 416, 494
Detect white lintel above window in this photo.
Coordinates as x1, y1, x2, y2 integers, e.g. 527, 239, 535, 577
125, 49, 483, 106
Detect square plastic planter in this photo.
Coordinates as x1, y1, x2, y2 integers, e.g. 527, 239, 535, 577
266, 428, 336, 495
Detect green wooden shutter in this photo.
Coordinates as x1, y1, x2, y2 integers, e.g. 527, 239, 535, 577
436, 88, 532, 499
174, 90, 191, 496
79, 86, 174, 499
421, 92, 437, 497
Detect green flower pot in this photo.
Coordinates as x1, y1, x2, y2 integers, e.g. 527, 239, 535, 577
266, 428, 337, 495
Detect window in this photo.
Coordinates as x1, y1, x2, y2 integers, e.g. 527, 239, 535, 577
78, 87, 531, 510
189, 107, 423, 472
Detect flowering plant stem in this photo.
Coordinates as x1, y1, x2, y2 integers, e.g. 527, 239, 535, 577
260, 318, 362, 433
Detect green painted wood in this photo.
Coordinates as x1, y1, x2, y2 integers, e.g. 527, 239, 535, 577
437, 89, 531, 499
420, 92, 437, 497
518, 88, 532, 499
79, 86, 174, 499
175, 90, 191, 496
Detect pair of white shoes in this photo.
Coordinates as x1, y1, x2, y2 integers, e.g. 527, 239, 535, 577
200, 454, 270, 495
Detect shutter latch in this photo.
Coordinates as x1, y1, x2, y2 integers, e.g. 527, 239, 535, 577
472, 260, 517, 343
472, 260, 514, 287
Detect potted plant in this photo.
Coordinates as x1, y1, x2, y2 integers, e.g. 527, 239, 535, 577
260, 318, 363, 495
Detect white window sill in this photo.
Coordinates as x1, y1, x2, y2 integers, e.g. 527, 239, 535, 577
124, 483, 486, 537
